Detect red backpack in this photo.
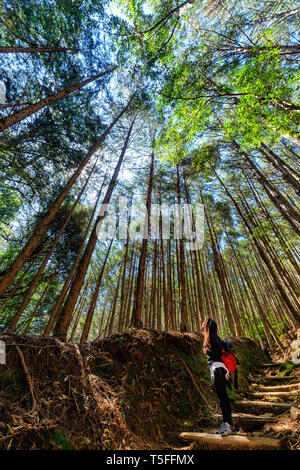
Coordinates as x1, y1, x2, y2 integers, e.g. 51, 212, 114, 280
221, 349, 237, 373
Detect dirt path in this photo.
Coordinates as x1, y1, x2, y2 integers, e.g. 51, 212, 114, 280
180, 362, 300, 450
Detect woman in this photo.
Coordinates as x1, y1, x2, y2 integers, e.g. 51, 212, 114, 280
202, 318, 236, 435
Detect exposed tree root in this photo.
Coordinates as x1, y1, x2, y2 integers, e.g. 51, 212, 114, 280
15, 345, 36, 411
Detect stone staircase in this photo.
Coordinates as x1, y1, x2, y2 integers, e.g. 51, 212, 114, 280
180, 362, 300, 450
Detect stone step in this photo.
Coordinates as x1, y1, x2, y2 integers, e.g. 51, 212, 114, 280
234, 400, 298, 415
217, 412, 276, 422
179, 432, 285, 450
216, 412, 276, 431
250, 390, 299, 398
254, 375, 296, 383
253, 383, 300, 392
261, 362, 283, 367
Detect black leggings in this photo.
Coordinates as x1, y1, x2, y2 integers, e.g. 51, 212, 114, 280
214, 368, 233, 426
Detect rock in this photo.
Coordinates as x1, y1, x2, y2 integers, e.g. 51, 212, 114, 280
180, 432, 285, 450
290, 406, 300, 420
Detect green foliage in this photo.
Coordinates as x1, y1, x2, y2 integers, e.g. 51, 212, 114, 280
0, 0, 298, 343
0, 184, 21, 236
190, 143, 220, 173
271, 321, 285, 338
278, 360, 298, 377
179, 397, 192, 417
93, 362, 114, 379
155, 97, 211, 163
51, 430, 73, 450
223, 35, 299, 149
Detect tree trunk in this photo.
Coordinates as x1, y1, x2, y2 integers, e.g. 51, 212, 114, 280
0, 98, 133, 298
211, 165, 300, 325
176, 166, 188, 332
107, 267, 122, 337
150, 241, 158, 329
43, 175, 106, 337
80, 238, 114, 343
54, 116, 136, 339
259, 144, 300, 195
124, 245, 137, 329
0, 68, 115, 133
23, 270, 57, 334
118, 231, 130, 332
205, 207, 236, 335
6, 162, 96, 332
0, 249, 45, 315
0, 46, 77, 53
233, 142, 300, 235
131, 152, 154, 328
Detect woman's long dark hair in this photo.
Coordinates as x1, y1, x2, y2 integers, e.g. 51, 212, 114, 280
203, 318, 223, 352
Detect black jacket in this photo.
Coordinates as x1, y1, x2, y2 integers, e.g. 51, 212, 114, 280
205, 339, 239, 390
205, 339, 230, 367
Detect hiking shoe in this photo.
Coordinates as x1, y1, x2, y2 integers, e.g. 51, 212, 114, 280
216, 422, 235, 435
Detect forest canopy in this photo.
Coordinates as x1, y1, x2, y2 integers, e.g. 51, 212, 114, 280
0, 0, 299, 350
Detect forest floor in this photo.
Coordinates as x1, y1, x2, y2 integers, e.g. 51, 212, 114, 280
0, 329, 299, 450
181, 361, 300, 450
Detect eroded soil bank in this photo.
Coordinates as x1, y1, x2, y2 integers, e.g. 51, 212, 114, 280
0, 330, 271, 449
